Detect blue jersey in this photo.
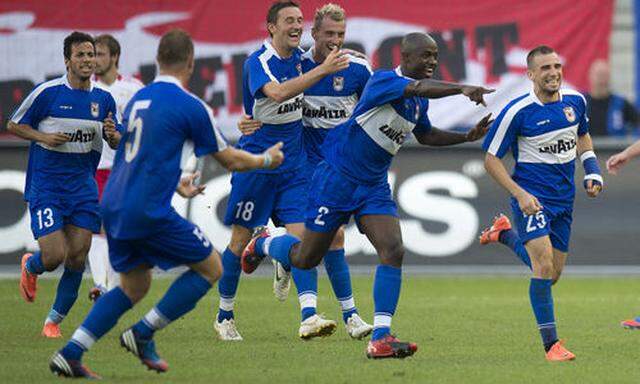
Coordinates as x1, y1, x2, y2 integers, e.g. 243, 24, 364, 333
482, 89, 589, 206
322, 67, 431, 185
300, 50, 372, 163
10, 75, 117, 201
102, 75, 227, 239
239, 40, 305, 172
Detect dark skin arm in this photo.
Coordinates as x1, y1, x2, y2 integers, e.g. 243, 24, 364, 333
404, 80, 494, 106
414, 113, 493, 146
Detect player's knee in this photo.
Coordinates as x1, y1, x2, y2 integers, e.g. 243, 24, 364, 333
535, 261, 554, 279
379, 241, 404, 267
329, 229, 345, 250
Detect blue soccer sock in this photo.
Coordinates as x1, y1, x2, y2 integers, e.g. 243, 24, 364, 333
499, 230, 532, 269
324, 249, 357, 323
25, 251, 45, 275
529, 278, 558, 351
372, 264, 402, 341
133, 270, 212, 340
217, 248, 241, 322
62, 287, 133, 361
292, 267, 318, 321
47, 266, 84, 324
261, 234, 300, 271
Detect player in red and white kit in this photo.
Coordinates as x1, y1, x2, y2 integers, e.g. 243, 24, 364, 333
88, 34, 143, 300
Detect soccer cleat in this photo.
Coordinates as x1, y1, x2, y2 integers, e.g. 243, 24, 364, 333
49, 351, 101, 379
366, 335, 418, 359
42, 322, 62, 338
299, 314, 337, 340
621, 318, 640, 329
345, 313, 374, 340
214, 318, 243, 341
241, 226, 269, 274
88, 286, 106, 302
545, 340, 576, 362
120, 328, 169, 373
272, 259, 291, 301
19, 253, 38, 303
479, 214, 512, 245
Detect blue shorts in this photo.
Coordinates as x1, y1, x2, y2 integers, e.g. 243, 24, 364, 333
510, 198, 573, 252
224, 168, 307, 229
29, 196, 100, 239
107, 213, 213, 273
305, 162, 397, 233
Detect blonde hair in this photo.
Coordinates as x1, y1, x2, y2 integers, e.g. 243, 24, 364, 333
313, 3, 346, 30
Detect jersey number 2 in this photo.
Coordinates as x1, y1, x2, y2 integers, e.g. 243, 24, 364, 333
125, 100, 152, 162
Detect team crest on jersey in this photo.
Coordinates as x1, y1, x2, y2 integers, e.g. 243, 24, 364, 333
333, 76, 344, 92
563, 106, 576, 123
90, 102, 99, 118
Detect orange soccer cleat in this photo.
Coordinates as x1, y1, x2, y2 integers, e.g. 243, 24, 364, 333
19, 253, 38, 303
621, 318, 640, 329
366, 335, 418, 359
42, 322, 62, 338
545, 340, 575, 362
479, 214, 512, 245
241, 226, 270, 274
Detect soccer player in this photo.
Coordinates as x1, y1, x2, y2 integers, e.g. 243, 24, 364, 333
8, 31, 120, 339
214, 0, 349, 341
479, 45, 602, 361
231, 3, 374, 341
241, 32, 493, 358
48, 29, 284, 379
88, 34, 144, 301
606, 140, 640, 328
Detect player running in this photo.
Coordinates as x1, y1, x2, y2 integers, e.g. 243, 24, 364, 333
227, 3, 373, 341
214, 1, 350, 341
9, 31, 120, 338
606, 139, 640, 328
241, 32, 493, 359
88, 34, 144, 301
48, 29, 284, 379
479, 45, 603, 361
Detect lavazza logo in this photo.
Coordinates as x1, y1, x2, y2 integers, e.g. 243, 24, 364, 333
63, 129, 96, 143
0, 169, 481, 258
538, 138, 576, 154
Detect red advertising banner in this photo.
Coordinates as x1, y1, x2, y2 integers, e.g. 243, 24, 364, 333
0, 0, 613, 138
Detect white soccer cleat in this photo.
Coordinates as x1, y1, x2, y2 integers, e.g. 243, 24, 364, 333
345, 313, 374, 340
299, 314, 337, 340
214, 318, 243, 341
272, 259, 291, 302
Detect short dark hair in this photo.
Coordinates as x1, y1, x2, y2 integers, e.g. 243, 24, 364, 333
266, 1, 300, 36
156, 29, 194, 69
63, 31, 95, 60
526, 45, 555, 68
95, 34, 121, 67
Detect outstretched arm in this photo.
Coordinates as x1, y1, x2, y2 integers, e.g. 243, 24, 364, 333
414, 113, 492, 146
212, 142, 284, 172
404, 80, 494, 106
607, 139, 640, 175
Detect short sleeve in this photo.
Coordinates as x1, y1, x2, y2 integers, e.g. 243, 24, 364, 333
482, 103, 521, 158
359, 71, 412, 109
246, 55, 276, 97
190, 100, 228, 156
10, 83, 53, 128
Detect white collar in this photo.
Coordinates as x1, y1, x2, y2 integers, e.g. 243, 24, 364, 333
529, 86, 563, 106
63, 74, 94, 92
394, 66, 416, 80
153, 75, 184, 90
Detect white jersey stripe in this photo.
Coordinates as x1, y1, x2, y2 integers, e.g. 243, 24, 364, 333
487, 95, 534, 155
10, 77, 65, 123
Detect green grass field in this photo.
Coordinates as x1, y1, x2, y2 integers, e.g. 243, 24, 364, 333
2, 275, 640, 383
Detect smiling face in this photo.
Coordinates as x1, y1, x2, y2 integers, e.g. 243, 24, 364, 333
65, 41, 95, 81
268, 6, 303, 53
312, 16, 346, 60
528, 52, 563, 96
401, 36, 438, 80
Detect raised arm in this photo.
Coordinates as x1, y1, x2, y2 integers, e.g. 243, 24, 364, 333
262, 48, 349, 103
404, 80, 494, 106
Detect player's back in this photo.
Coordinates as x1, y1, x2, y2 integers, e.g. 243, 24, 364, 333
102, 75, 226, 239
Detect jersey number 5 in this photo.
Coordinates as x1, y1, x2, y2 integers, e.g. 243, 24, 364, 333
125, 100, 152, 162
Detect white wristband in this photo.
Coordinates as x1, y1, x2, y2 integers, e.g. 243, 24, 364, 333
580, 150, 596, 162
262, 152, 272, 168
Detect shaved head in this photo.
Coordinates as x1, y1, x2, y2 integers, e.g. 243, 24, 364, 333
400, 32, 438, 80
401, 33, 436, 56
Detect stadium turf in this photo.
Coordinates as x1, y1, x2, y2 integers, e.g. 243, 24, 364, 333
2, 275, 639, 383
